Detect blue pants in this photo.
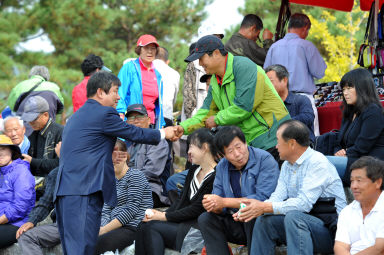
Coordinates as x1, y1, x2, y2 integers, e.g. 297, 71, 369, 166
165, 170, 188, 194
326, 156, 348, 180
251, 211, 334, 255
55, 192, 103, 255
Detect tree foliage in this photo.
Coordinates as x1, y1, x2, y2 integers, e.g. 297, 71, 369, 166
306, 1, 368, 82
0, 0, 212, 119
240, 0, 368, 82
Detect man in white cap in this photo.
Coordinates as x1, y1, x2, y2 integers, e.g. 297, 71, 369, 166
21, 96, 63, 176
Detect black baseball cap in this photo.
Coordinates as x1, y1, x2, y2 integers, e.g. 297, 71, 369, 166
125, 104, 148, 117
185, 35, 224, 63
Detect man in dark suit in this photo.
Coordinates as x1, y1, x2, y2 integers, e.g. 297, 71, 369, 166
54, 71, 176, 255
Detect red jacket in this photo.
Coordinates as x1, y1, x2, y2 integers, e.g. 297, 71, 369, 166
72, 76, 90, 112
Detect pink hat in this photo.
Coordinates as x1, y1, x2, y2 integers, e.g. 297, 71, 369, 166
136, 34, 159, 47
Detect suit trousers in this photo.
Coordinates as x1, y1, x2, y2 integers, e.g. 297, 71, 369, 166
55, 192, 103, 255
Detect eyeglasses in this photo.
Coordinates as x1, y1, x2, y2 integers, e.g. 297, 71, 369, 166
126, 115, 147, 122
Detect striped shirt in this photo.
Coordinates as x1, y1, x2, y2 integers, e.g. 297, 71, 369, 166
189, 166, 215, 200
101, 168, 153, 229
266, 147, 346, 215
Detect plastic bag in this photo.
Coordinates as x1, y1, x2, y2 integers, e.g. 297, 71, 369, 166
180, 227, 204, 255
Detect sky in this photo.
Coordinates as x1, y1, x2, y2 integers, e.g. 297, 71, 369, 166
17, 0, 245, 53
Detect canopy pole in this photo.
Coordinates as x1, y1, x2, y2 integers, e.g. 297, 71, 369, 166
374, 0, 379, 47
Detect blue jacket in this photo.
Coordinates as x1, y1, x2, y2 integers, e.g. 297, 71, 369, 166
0, 159, 35, 227
117, 58, 165, 129
213, 146, 279, 205
284, 92, 315, 142
54, 99, 161, 206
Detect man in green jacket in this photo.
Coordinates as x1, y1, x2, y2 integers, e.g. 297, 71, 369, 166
175, 35, 290, 154
7, 66, 64, 136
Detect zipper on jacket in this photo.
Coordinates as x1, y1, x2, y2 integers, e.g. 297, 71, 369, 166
224, 86, 231, 106
251, 112, 269, 132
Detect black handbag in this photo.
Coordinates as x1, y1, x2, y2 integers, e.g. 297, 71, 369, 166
314, 130, 339, 156
309, 197, 338, 238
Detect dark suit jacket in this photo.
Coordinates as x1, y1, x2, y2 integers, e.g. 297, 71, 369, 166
54, 99, 161, 206
334, 103, 384, 184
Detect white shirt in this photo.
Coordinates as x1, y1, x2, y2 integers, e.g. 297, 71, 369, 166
335, 191, 384, 254
189, 166, 215, 200
153, 59, 180, 120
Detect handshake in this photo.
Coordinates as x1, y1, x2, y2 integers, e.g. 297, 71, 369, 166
162, 125, 184, 141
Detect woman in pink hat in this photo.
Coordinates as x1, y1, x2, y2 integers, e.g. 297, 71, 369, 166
117, 34, 165, 129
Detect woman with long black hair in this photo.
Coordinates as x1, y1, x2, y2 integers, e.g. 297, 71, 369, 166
327, 68, 384, 185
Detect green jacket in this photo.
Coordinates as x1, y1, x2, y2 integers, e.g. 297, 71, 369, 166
180, 53, 290, 150
7, 75, 64, 111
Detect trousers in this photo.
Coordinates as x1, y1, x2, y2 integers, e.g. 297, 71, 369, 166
55, 192, 103, 255
251, 210, 334, 255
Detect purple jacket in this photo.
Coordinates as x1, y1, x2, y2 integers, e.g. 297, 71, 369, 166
0, 158, 35, 227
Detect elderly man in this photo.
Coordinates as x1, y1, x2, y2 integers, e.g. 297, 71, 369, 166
334, 156, 384, 255
2, 116, 30, 154
265, 64, 315, 143
8, 66, 64, 136
125, 104, 171, 207
225, 14, 273, 66
239, 120, 346, 255
264, 13, 327, 136
198, 126, 279, 255
175, 35, 290, 159
21, 96, 63, 176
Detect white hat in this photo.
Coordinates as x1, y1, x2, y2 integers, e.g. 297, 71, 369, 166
198, 23, 225, 39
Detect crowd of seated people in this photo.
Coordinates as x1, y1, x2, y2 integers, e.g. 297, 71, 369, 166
1, 21, 384, 255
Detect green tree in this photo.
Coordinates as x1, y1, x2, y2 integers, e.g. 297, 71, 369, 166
306, 1, 368, 82
240, 0, 368, 82
0, 0, 212, 119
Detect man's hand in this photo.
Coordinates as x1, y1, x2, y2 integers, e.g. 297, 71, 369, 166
163, 126, 176, 141
112, 147, 128, 165
202, 194, 224, 213
205, 116, 217, 129
55, 142, 62, 158
174, 125, 184, 140
22, 154, 32, 163
16, 222, 34, 239
235, 199, 270, 222
263, 28, 273, 40
334, 149, 347, 157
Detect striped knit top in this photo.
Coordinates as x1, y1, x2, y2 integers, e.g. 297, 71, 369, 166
100, 168, 153, 229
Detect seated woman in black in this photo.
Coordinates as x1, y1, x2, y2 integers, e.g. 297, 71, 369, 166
327, 68, 384, 185
135, 128, 219, 255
